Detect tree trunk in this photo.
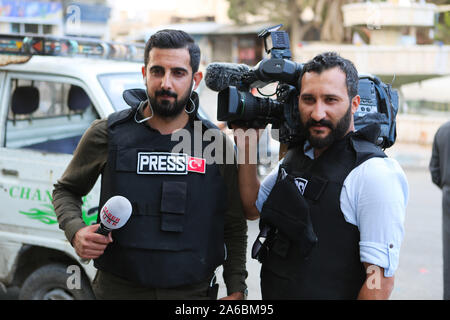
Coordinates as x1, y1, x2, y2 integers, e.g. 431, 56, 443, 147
320, 0, 345, 42
288, 0, 302, 55
314, 0, 327, 24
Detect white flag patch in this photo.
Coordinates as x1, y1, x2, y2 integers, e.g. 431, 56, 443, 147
294, 177, 308, 195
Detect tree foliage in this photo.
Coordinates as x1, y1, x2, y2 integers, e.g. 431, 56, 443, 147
436, 11, 450, 43
430, 0, 450, 43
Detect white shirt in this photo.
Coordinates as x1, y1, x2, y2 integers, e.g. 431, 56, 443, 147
255, 144, 409, 277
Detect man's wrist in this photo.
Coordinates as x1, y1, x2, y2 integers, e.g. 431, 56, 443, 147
65, 219, 88, 245
228, 288, 248, 300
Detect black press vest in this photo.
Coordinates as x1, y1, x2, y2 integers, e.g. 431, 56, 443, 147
259, 127, 386, 299
94, 108, 228, 288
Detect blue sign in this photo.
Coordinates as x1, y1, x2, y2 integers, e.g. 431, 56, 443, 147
0, 0, 62, 22
67, 2, 110, 23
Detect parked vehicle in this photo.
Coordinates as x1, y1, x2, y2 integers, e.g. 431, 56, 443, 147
0, 35, 143, 300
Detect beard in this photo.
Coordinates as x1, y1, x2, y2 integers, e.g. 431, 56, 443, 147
303, 104, 352, 150
148, 88, 191, 119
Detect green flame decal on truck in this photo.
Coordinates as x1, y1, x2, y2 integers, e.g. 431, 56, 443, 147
10, 185, 98, 226
19, 204, 58, 225
19, 203, 98, 226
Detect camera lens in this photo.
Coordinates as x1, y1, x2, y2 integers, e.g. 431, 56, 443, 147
217, 86, 284, 125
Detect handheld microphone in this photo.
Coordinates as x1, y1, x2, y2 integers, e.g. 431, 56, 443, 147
80, 195, 132, 264
205, 62, 254, 92
96, 195, 132, 234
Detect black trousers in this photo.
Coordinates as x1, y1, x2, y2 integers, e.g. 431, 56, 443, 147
443, 188, 450, 300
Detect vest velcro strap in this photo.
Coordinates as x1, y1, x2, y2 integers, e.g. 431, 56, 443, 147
160, 181, 187, 233
160, 181, 187, 214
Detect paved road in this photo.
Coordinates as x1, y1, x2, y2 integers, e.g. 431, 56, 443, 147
389, 168, 443, 300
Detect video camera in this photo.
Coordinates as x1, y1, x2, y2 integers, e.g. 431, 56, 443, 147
205, 24, 399, 148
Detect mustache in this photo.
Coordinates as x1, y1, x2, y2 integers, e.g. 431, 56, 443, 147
155, 89, 177, 98
305, 119, 334, 129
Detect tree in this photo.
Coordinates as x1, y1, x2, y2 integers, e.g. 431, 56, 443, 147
436, 11, 450, 44
226, 0, 354, 48
430, 0, 450, 44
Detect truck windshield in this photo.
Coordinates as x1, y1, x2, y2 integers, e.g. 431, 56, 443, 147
98, 72, 144, 111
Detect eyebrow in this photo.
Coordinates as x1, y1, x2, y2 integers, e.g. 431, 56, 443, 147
149, 66, 189, 74
323, 94, 341, 99
300, 93, 342, 99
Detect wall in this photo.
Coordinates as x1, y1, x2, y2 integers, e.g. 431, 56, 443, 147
396, 114, 449, 145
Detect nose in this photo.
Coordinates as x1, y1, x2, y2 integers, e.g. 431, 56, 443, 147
310, 101, 327, 122
160, 73, 173, 90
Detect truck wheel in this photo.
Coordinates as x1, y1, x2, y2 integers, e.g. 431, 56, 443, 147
18, 263, 95, 300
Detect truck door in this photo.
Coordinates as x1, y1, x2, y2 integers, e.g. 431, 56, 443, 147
0, 73, 101, 247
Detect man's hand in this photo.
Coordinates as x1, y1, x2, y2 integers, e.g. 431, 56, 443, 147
230, 124, 265, 161
72, 224, 112, 259
357, 263, 394, 300
219, 291, 245, 300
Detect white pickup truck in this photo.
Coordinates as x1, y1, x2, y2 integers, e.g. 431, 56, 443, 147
0, 36, 151, 300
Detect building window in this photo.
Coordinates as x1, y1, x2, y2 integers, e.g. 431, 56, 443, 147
43, 25, 52, 34
9, 23, 53, 35
24, 24, 39, 34
11, 23, 21, 33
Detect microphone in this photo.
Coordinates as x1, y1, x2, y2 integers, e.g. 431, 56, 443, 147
80, 195, 132, 264
205, 62, 253, 92
96, 195, 132, 235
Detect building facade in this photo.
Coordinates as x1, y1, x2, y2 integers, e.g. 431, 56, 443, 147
0, 0, 111, 39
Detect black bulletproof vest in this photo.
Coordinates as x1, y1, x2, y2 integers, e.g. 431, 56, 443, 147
259, 127, 386, 299
94, 108, 228, 288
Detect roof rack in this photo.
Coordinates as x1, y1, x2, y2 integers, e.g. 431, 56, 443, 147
0, 34, 145, 63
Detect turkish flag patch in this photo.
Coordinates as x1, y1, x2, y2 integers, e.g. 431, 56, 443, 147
187, 156, 206, 174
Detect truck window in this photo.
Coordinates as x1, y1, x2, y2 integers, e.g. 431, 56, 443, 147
97, 72, 143, 111
4, 79, 99, 154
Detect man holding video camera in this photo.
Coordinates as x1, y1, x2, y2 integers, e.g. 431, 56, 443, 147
234, 52, 408, 299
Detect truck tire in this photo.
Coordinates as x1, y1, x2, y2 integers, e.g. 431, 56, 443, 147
18, 263, 95, 300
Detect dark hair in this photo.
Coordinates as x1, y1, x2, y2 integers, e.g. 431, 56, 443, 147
144, 29, 201, 73
300, 52, 358, 100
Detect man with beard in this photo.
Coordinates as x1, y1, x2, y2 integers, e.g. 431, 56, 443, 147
52, 29, 248, 300
234, 52, 408, 299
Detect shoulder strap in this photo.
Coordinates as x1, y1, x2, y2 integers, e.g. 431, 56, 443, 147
281, 146, 313, 174
350, 131, 387, 166
123, 89, 147, 108
107, 107, 135, 129
195, 113, 219, 131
